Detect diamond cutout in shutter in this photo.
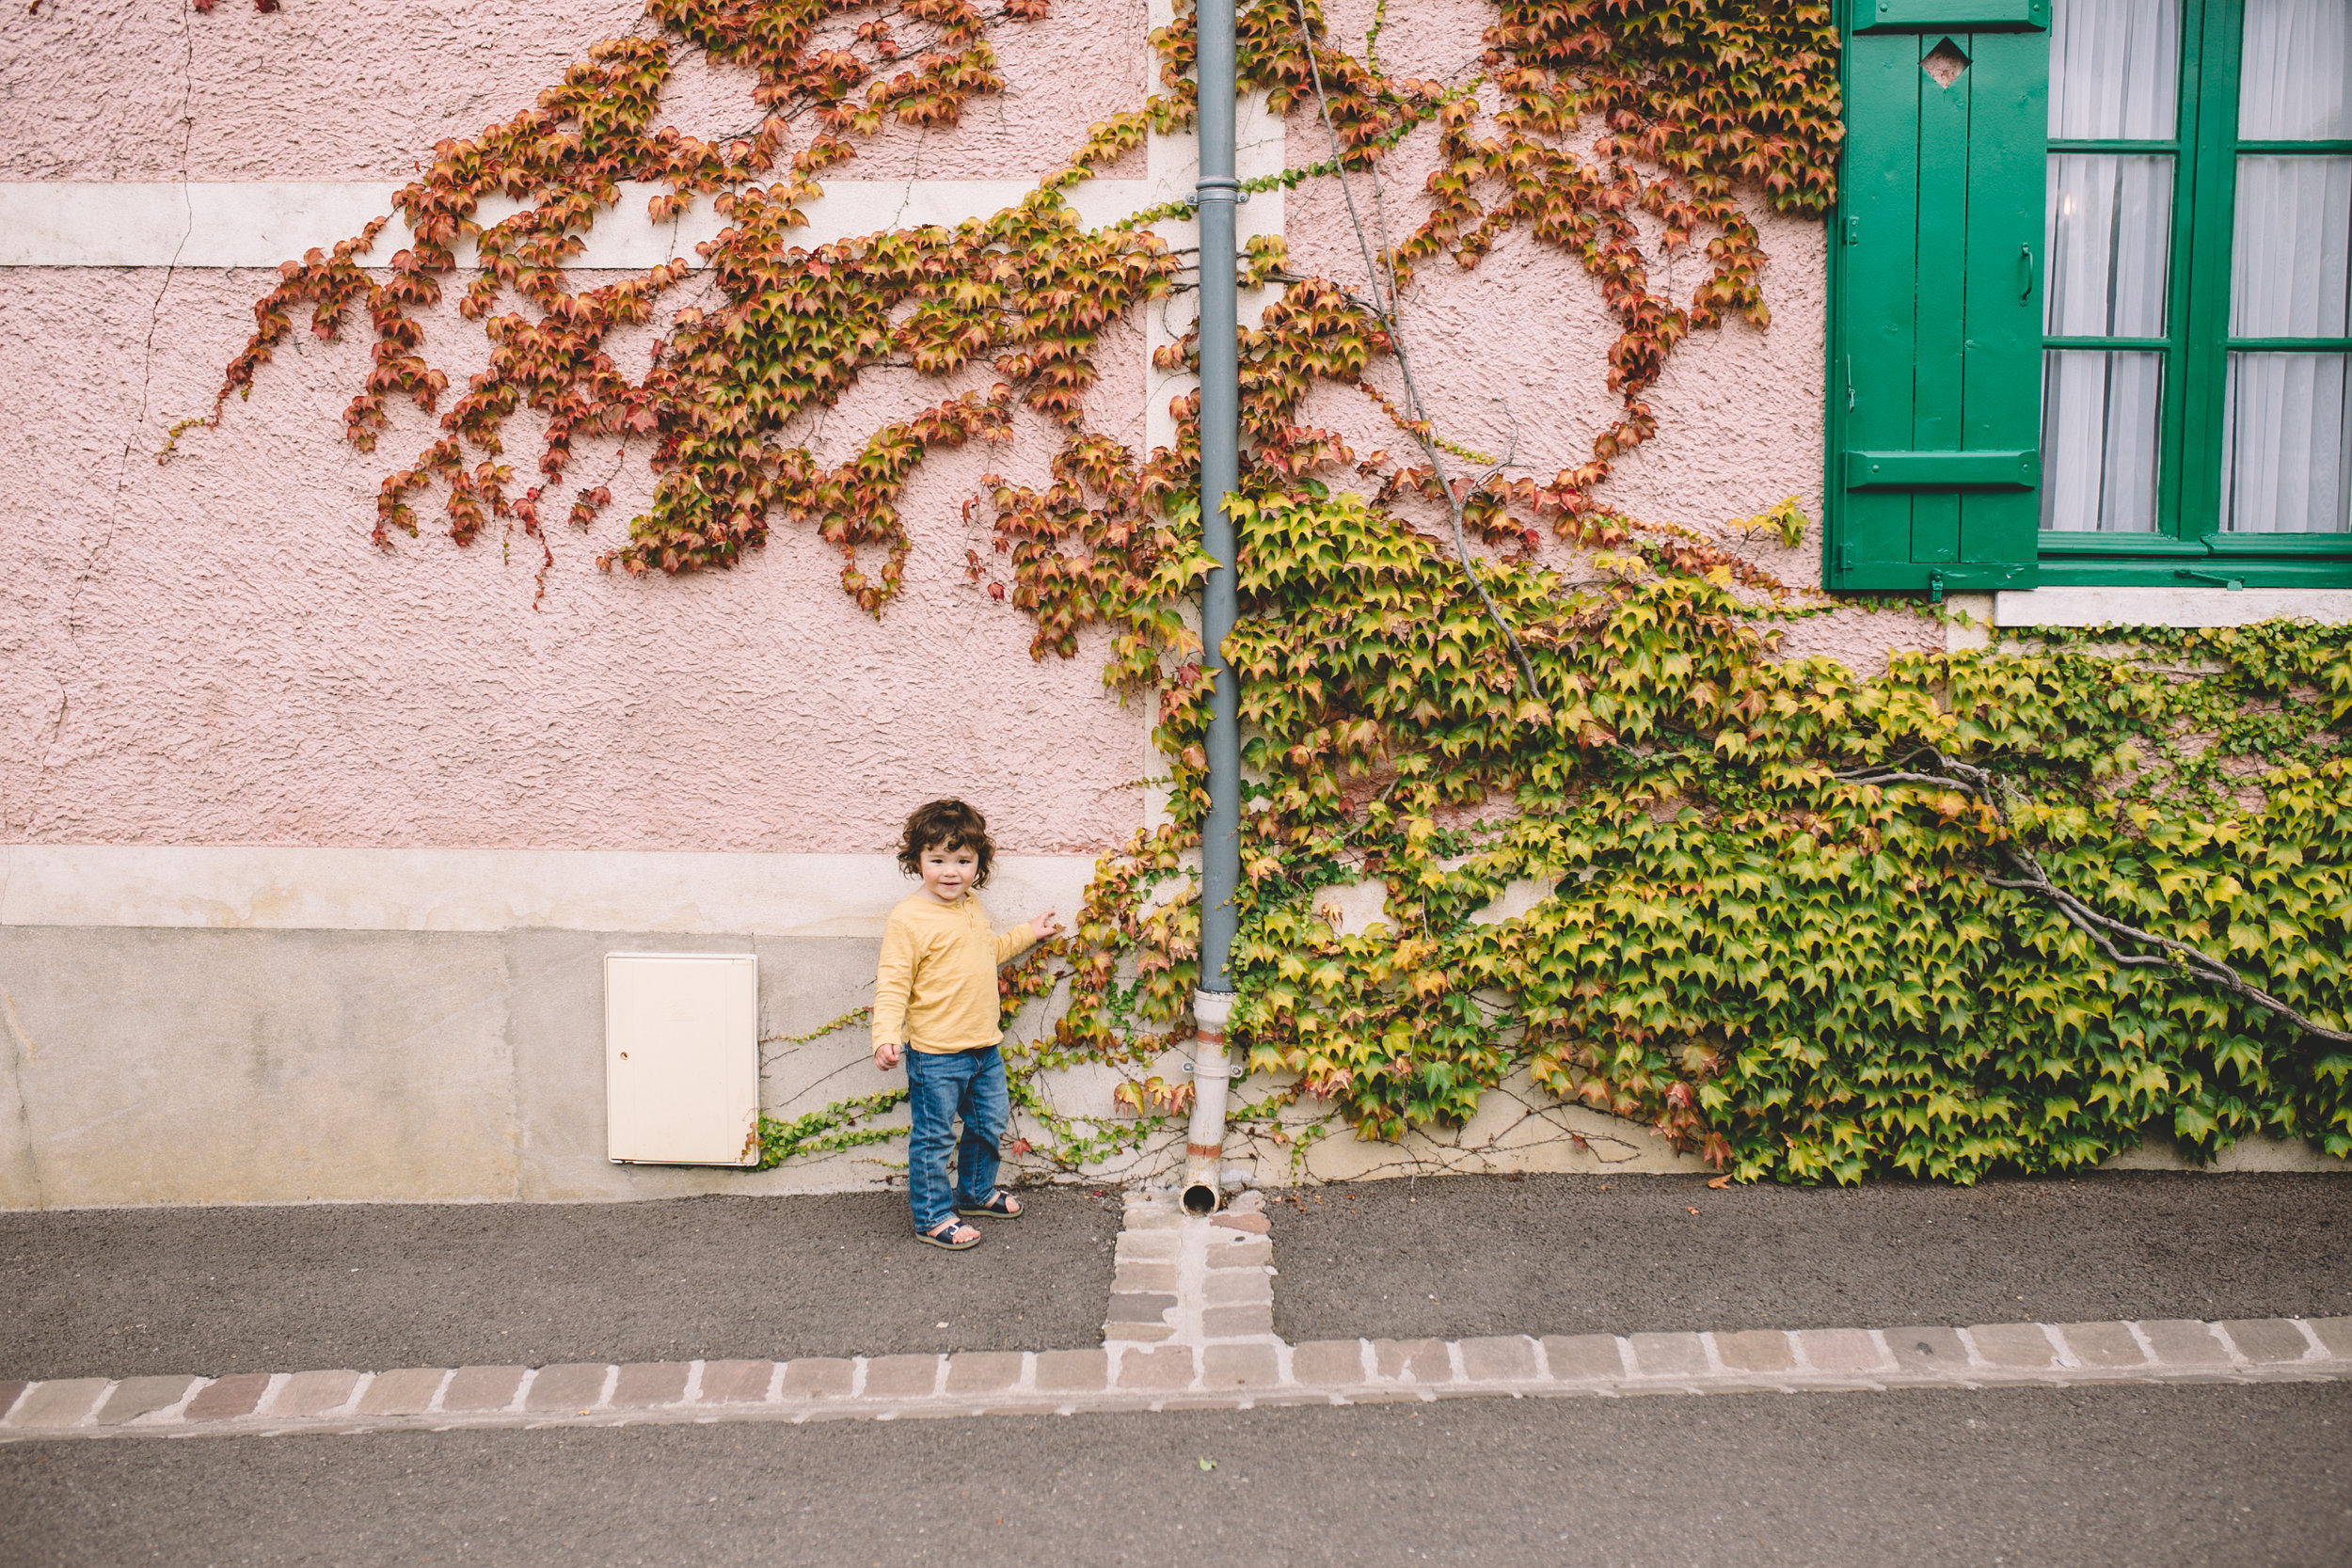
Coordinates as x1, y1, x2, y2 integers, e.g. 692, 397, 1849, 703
1921, 39, 1971, 89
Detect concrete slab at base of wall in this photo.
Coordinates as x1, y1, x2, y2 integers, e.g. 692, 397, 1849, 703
0, 925, 2340, 1210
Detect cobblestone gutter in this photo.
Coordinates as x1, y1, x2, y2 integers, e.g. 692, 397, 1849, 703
5, 1191, 2347, 1443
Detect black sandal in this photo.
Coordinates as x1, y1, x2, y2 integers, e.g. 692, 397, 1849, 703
956, 1190, 1022, 1220
917, 1218, 982, 1250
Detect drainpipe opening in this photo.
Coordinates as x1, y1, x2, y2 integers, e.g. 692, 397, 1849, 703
1182, 1180, 1222, 1215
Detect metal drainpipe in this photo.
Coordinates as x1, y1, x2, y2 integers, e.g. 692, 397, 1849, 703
1184, 0, 1242, 1217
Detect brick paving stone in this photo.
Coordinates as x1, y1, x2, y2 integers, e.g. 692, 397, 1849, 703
2054, 1322, 2148, 1370
778, 1359, 852, 1400
1627, 1332, 1708, 1378
185, 1372, 272, 1421
441, 1366, 528, 1414
609, 1362, 691, 1409
1209, 1212, 1270, 1235
6, 1380, 109, 1429
95, 1376, 197, 1425
1115, 1231, 1180, 1260
1032, 1349, 1107, 1393
1202, 1270, 1271, 1306
696, 1359, 775, 1405
1111, 1262, 1179, 1292
1289, 1340, 1368, 1386
357, 1368, 447, 1417
862, 1354, 944, 1399
1104, 1323, 1175, 1343
945, 1353, 1024, 1395
1711, 1330, 1796, 1375
2135, 1320, 2232, 1367
524, 1363, 610, 1414
1793, 1328, 1891, 1375
1459, 1337, 1539, 1383
1115, 1346, 1197, 1391
1541, 1335, 1628, 1382
1205, 1234, 1273, 1268
1968, 1323, 2059, 1370
2220, 1318, 2315, 1364
1123, 1205, 1182, 1230
1885, 1327, 1969, 1375
269, 1370, 362, 1418
1200, 1305, 1274, 1338
1201, 1344, 1280, 1389
0, 1384, 24, 1423
1372, 1338, 1452, 1384
2303, 1317, 2352, 1359
1108, 1291, 1176, 1322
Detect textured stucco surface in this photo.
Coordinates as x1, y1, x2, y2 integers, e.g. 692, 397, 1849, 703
0, 0, 1147, 182
0, 267, 1152, 851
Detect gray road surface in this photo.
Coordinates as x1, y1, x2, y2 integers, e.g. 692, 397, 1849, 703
0, 1191, 1122, 1381
1268, 1171, 2352, 1343
4, 1382, 2346, 1567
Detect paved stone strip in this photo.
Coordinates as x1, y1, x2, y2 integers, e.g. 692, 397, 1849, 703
3, 1317, 2346, 1443
1104, 1189, 1277, 1348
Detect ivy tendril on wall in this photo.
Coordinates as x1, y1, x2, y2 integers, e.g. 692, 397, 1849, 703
185, 0, 2352, 1181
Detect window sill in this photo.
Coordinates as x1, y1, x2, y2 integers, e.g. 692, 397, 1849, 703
1944, 585, 2352, 641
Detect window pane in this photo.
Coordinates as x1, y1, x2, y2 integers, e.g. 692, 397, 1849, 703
2239, 0, 2352, 139
2230, 156, 2352, 337
2045, 155, 2173, 336
2221, 354, 2352, 532
2042, 351, 2163, 532
2049, 0, 2180, 139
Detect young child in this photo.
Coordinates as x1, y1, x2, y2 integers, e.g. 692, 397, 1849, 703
872, 799, 1066, 1250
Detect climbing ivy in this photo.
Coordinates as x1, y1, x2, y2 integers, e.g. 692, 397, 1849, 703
196, 0, 2351, 1181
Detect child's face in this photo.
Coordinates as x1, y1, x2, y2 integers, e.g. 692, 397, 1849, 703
916, 841, 980, 902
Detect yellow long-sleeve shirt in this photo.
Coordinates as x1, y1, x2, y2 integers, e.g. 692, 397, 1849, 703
871, 894, 1037, 1053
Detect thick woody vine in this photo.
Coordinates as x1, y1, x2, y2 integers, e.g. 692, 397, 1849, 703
184, 0, 2352, 1182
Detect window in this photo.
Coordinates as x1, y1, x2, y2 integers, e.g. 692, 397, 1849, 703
1825, 0, 2352, 593
2041, 0, 2352, 578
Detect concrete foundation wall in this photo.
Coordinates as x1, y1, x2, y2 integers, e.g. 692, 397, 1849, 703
3, 912, 2339, 1212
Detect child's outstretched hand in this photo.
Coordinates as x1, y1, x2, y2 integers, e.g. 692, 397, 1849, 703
873, 1039, 902, 1071
1029, 908, 1067, 941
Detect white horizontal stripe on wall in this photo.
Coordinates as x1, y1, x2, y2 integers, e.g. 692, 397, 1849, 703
0, 180, 1152, 269
1992, 587, 2352, 628
0, 846, 1100, 937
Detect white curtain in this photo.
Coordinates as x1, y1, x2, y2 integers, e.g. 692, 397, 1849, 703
2042, 0, 2179, 532
2225, 3, 2352, 532
2231, 156, 2352, 339
2223, 355, 2352, 532
2043, 352, 2164, 531
2238, 0, 2352, 139
2048, 0, 2179, 139
2047, 155, 2172, 338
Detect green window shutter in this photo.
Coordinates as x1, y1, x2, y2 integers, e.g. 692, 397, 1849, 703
1828, 12, 2049, 594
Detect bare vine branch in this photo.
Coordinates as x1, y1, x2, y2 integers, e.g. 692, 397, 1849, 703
1836, 750, 2352, 1048
1289, 0, 1541, 702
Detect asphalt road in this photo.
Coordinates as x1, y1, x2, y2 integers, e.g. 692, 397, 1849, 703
1267, 1171, 2352, 1343
0, 1191, 1123, 1381
4, 1382, 2346, 1567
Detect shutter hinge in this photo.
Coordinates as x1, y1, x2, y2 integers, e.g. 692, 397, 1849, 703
1845, 215, 1860, 245
2176, 569, 2245, 591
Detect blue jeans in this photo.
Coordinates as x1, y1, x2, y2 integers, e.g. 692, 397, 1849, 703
904, 1045, 1009, 1233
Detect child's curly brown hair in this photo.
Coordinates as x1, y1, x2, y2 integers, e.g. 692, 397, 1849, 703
896, 799, 995, 886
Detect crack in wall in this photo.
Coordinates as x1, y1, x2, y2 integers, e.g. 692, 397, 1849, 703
26, 3, 202, 837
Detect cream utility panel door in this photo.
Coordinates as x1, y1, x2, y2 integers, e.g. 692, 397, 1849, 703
604, 953, 760, 1165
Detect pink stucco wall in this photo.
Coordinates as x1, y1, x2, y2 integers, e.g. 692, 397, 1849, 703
0, 0, 1912, 855
0, 0, 1146, 182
